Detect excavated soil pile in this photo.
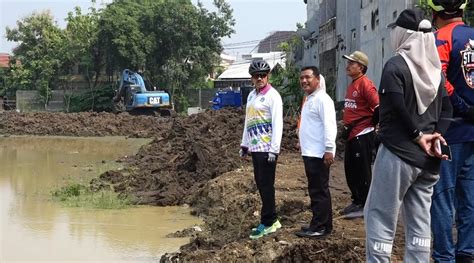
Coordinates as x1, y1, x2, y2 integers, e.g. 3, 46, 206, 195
0, 111, 169, 138
162, 155, 370, 262
96, 108, 300, 206
163, 153, 405, 262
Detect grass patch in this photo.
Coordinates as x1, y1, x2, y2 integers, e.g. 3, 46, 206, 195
51, 183, 132, 209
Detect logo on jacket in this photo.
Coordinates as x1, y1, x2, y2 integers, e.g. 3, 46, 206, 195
344, 99, 357, 109
461, 39, 474, 88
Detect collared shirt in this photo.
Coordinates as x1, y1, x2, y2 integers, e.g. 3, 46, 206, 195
299, 88, 337, 158
241, 84, 283, 153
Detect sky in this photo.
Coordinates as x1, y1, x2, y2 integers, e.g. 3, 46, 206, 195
0, 0, 307, 59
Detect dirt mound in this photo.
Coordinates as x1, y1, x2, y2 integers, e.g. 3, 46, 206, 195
108, 109, 245, 205
161, 155, 370, 262
0, 111, 171, 137
95, 108, 299, 206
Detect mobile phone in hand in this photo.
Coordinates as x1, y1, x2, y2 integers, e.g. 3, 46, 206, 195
435, 139, 452, 161
440, 143, 452, 161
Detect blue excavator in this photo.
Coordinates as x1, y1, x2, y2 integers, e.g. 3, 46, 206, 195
113, 69, 175, 116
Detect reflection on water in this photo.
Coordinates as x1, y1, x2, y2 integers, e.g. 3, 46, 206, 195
0, 136, 201, 262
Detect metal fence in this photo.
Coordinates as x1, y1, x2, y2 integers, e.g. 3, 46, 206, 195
186, 88, 220, 109
16, 90, 65, 112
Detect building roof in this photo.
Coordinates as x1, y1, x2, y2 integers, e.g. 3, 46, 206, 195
257, 31, 298, 53
220, 53, 236, 63
219, 53, 236, 68
0, 53, 10, 68
217, 52, 286, 79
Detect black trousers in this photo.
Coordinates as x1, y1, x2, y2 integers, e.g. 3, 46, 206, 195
251, 152, 278, 226
344, 131, 375, 206
302, 156, 332, 232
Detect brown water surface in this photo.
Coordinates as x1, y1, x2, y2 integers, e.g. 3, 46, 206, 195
0, 136, 201, 262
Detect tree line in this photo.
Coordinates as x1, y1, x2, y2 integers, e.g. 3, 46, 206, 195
1, 0, 235, 112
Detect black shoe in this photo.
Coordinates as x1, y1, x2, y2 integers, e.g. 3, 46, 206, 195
295, 229, 331, 239
341, 203, 362, 215
300, 225, 310, 232
344, 207, 364, 219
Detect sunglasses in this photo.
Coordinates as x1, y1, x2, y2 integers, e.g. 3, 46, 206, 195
252, 73, 268, 79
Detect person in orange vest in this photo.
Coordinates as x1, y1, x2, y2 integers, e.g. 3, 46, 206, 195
428, 0, 474, 261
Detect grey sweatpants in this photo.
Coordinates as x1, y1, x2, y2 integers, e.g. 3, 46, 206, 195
364, 145, 439, 262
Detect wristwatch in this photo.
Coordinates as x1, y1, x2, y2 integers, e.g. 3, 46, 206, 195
413, 131, 424, 142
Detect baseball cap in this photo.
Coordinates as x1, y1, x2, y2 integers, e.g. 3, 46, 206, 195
387, 8, 432, 32
342, 51, 369, 67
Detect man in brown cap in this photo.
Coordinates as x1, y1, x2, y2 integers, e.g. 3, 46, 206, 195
340, 50, 379, 219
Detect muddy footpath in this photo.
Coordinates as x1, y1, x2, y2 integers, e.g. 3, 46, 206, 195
0, 109, 405, 262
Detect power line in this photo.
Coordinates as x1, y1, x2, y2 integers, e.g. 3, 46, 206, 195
224, 44, 259, 50
222, 33, 299, 48
222, 40, 260, 47
222, 53, 287, 66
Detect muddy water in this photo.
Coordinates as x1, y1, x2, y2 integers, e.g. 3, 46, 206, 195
0, 136, 201, 262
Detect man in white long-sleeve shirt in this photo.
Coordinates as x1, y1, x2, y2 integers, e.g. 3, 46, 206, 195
240, 60, 284, 240
295, 66, 337, 239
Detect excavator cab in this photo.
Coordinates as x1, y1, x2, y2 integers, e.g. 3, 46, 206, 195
114, 69, 175, 116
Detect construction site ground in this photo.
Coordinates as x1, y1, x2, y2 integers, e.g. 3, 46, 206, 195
0, 109, 406, 262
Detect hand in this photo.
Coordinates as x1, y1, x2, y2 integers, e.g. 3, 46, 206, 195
432, 137, 449, 160
416, 133, 441, 157
239, 147, 248, 158
268, 153, 277, 163
323, 152, 334, 167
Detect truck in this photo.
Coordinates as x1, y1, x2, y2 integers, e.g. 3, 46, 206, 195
114, 69, 175, 116
210, 86, 253, 110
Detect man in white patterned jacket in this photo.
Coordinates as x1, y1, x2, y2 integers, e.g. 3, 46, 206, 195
240, 60, 283, 240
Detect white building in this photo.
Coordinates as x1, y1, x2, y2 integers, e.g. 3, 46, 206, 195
215, 52, 286, 89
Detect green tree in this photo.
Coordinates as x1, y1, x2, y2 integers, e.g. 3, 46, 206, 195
63, 3, 106, 111
3, 0, 234, 113
0, 68, 6, 95
270, 38, 304, 117
98, 0, 234, 112
98, 0, 152, 72
63, 4, 103, 87
5, 11, 65, 108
